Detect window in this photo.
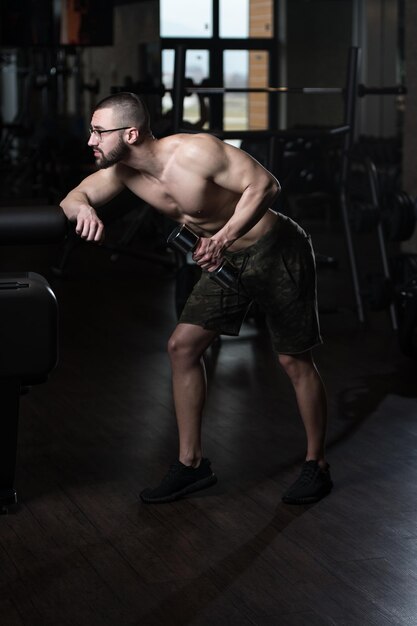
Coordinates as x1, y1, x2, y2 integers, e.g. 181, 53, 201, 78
162, 49, 210, 125
223, 49, 269, 130
219, 0, 249, 38
160, 0, 212, 38
160, 1, 277, 132
223, 50, 248, 130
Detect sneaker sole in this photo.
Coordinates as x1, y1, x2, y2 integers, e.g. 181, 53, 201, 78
140, 473, 218, 504
282, 483, 333, 505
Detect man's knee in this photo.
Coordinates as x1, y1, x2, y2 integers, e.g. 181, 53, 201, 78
167, 330, 193, 362
278, 351, 315, 383
167, 324, 215, 364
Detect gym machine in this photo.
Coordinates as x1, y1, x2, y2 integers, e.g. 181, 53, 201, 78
0, 204, 67, 512
347, 155, 417, 357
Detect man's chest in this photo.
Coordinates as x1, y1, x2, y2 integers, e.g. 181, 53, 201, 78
126, 172, 221, 217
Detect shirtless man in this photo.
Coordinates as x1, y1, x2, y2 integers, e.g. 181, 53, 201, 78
60, 92, 333, 505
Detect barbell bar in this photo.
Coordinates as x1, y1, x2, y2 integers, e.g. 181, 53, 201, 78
137, 83, 406, 97
154, 85, 407, 98
180, 86, 344, 94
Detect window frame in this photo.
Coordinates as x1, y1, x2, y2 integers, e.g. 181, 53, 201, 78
160, 1, 279, 132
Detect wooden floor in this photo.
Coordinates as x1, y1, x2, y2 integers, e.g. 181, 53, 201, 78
1, 212, 417, 626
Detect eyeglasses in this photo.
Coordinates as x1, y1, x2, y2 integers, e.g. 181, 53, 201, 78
89, 126, 130, 142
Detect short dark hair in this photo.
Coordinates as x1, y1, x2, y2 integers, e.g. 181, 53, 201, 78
94, 92, 151, 135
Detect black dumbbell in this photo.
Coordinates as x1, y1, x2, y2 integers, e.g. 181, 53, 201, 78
167, 224, 239, 290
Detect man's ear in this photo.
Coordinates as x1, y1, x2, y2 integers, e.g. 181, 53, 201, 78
126, 127, 139, 144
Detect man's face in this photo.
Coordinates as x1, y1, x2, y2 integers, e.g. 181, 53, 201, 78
88, 108, 130, 169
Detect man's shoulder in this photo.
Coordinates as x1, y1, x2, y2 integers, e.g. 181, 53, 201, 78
167, 131, 220, 147
170, 132, 223, 162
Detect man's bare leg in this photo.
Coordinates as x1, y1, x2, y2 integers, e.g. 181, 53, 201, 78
167, 323, 219, 467
278, 350, 332, 504
140, 323, 218, 503
278, 350, 327, 463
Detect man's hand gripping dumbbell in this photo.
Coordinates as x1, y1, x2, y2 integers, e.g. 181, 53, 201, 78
167, 224, 239, 290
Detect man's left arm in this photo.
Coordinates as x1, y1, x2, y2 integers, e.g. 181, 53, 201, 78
191, 137, 281, 270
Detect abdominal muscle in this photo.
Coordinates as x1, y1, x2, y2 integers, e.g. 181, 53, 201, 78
182, 207, 278, 252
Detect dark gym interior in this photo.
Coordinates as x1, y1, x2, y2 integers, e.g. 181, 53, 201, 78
1, 1, 417, 624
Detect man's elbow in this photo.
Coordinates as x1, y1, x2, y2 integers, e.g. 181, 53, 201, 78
266, 177, 281, 204
59, 197, 69, 215
60, 195, 80, 222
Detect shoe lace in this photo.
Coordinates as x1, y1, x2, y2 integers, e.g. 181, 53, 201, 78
160, 461, 182, 485
296, 462, 319, 485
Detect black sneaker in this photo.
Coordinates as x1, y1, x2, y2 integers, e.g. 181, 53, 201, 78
140, 458, 217, 504
282, 460, 333, 505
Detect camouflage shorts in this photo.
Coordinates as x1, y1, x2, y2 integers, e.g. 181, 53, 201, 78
179, 213, 323, 354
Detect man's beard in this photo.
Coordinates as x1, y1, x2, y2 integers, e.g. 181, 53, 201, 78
95, 137, 130, 169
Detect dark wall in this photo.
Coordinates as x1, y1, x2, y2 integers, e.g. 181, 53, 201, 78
286, 0, 353, 128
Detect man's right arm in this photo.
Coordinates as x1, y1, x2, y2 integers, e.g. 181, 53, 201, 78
60, 168, 125, 242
